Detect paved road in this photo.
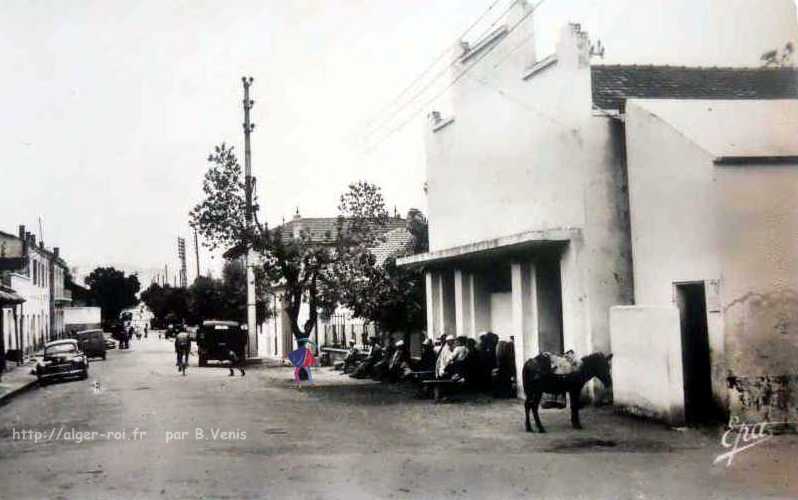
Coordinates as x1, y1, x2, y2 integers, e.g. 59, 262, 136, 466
1, 335, 796, 499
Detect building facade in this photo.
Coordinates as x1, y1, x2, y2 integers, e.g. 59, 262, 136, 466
398, 0, 798, 418
610, 99, 798, 426
0, 225, 70, 360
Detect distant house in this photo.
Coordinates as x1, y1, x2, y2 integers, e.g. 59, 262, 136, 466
258, 210, 413, 360
397, 1, 798, 425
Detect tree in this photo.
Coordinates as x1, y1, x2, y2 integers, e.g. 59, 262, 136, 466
333, 208, 429, 334
187, 277, 225, 324
219, 260, 268, 324
139, 283, 189, 327
761, 42, 794, 67
84, 267, 140, 326
189, 144, 330, 340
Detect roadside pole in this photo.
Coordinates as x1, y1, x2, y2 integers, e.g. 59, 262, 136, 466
242, 76, 258, 358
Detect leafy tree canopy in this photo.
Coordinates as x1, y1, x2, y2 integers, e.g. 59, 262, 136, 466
84, 267, 140, 325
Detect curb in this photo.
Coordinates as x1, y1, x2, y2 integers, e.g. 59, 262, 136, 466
0, 377, 39, 407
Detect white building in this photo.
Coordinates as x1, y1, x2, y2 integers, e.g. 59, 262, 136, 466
397, 0, 798, 417
610, 99, 798, 426
1, 225, 70, 359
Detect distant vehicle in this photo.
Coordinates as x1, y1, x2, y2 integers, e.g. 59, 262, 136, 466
165, 323, 185, 339
196, 320, 246, 367
75, 329, 107, 360
35, 339, 88, 384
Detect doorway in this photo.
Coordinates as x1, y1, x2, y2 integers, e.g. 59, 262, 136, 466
675, 282, 718, 423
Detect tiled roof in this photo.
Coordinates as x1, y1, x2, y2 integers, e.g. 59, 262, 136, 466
591, 65, 798, 112
371, 228, 415, 266
275, 217, 407, 245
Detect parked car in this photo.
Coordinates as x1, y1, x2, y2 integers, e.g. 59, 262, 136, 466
75, 329, 107, 360
196, 320, 246, 367
34, 339, 88, 384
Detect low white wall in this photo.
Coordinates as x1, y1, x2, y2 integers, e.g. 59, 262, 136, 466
64, 307, 101, 327
610, 306, 685, 425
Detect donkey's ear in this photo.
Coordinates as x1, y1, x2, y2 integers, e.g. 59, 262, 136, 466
606, 353, 613, 361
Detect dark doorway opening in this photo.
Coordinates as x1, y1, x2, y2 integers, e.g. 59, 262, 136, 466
536, 250, 564, 354
675, 283, 720, 423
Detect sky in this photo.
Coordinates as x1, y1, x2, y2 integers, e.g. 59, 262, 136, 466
1, 0, 796, 284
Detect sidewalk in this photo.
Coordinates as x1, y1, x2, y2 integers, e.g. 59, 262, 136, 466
0, 361, 38, 405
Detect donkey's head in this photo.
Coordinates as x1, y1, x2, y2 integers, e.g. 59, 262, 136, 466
581, 352, 613, 388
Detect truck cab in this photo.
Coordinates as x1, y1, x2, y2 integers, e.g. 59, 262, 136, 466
196, 320, 246, 366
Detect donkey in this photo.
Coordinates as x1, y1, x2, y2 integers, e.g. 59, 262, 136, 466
523, 352, 613, 433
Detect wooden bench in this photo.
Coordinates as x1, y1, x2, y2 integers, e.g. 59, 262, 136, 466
421, 377, 466, 400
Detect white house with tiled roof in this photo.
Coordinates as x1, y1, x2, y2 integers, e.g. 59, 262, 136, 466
397, 0, 798, 425
258, 210, 414, 361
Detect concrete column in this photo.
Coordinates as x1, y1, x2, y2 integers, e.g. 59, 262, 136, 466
454, 269, 473, 338
441, 272, 457, 336
425, 272, 435, 339
511, 260, 538, 396
560, 240, 587, 355
426, 271, 446, 338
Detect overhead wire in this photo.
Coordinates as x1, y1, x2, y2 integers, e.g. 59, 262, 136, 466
360, 0, 546, 155
356, 0, 510, 141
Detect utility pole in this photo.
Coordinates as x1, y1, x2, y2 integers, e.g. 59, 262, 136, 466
177, 236, 187, 288
193, 229, 201, 281
242, 76, 258, 358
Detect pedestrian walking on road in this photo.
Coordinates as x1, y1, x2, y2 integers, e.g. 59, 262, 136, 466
288, 339, 316, 389
226, 349, 245, 377
175, 331, 191, 376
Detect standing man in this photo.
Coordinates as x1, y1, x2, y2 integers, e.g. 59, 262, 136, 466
175, 330, 191, 375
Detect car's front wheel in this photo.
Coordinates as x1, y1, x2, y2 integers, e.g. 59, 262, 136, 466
81, 368, 88, 380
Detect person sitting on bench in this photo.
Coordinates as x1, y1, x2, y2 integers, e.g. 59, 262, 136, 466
342, 340, 361, 374
372, 338, 395, 381
387, 340, 411, 382
435, 335, 469, 381
417, 338, 436, 372
350, 337, 383, 379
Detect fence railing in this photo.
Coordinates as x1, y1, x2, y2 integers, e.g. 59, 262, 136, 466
321, 315, 377, 348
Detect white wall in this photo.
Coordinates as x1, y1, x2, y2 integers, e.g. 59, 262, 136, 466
625, 99, 798, 423
64, 307, 101, 326
489, 292, 512, 339
426, 24, 594, 253
625, 101, 723, 305
610, 306, 685, 425
715, 163, 798, 424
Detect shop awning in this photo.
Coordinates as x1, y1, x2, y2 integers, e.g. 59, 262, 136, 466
396, 227, 581, 269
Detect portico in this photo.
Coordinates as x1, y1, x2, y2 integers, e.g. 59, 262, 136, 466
398, 227, 587, 395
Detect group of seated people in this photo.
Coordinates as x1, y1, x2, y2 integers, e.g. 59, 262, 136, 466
339, 331, 517, 398
344, 337, 412, 383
